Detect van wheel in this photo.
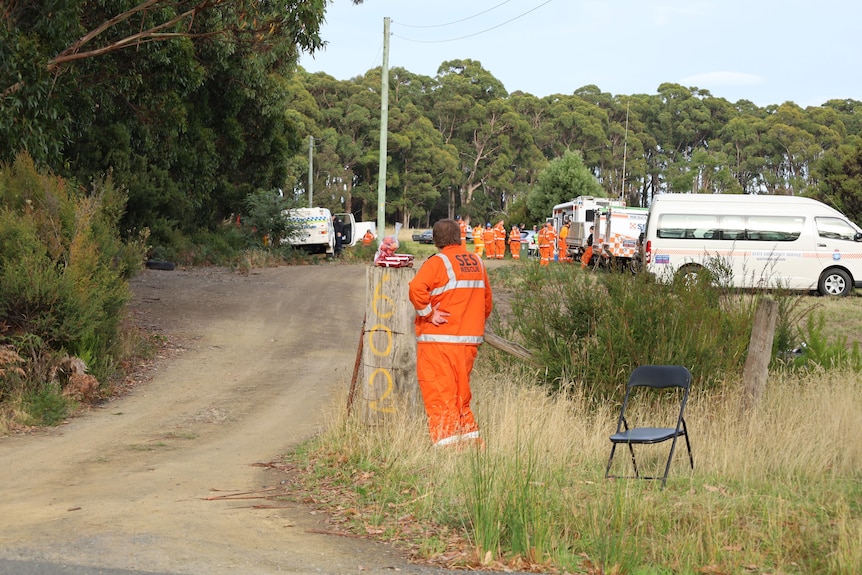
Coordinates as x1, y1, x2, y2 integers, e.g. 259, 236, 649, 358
818, 268, 852, 296
676, 264, 705, 288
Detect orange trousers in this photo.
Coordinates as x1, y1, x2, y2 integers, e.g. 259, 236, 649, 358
581, 246, 594, 268
495, 239, 505, 259
474, 243, 484, 257
539, 245, 552, 266
416, 342, 479, 445
510, 241, 520, 259
485, 239, 496, 259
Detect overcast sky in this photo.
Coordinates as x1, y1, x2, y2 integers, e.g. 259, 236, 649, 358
298, 0, 862, 108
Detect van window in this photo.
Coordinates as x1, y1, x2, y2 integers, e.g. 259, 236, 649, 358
656, 214, 718, 239
745, 215, 804, 241
816, 217, 857, 241
656, 214, 803, 242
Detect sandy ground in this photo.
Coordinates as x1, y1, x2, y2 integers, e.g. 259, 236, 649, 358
0, 264, 456, 575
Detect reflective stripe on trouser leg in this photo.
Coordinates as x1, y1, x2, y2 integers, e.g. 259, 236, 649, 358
416, 342, 479, 445
496, 240, 505, 258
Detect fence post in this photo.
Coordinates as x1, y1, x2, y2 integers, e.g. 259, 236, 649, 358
359, 265, 421, 424
742, 297, 778, 412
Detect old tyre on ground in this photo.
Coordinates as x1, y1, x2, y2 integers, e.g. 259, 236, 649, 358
818, 267, 852, 296
145, 260, 176, 271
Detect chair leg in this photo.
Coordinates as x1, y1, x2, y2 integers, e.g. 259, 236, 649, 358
626, 443, 639, 478
660, 437, 681, 488
605, 444, 618, 478
684, 432, 694, 470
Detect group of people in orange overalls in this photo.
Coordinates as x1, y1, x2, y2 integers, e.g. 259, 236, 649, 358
537, 220, 575, 266
454, 216, 583, 265
456, 217, 524, 260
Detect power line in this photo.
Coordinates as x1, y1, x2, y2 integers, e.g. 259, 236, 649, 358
395, 0, 516, 29
392, 0, 554, 44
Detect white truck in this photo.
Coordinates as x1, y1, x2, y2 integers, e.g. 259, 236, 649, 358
283, 207, 357, 255
552, 195, 626, 261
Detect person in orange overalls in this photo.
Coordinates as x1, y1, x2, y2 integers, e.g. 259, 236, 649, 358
493, 220, 506, 259
457, 215, 468, 247
483, 223, 495, 259
362, 229, 375, 246
558, 221, 570, 262
473, 223, 485, 258
508, 225, 521, 260
538, 221, 556, 266
409, 219, 493, 447
581, 225, 595, 268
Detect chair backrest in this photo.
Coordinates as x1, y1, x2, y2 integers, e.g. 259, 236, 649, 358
627, 365, 691, 391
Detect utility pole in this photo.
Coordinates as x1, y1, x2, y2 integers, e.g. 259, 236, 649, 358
376, 17, 390, 243
621, 102, 629, 203
308, 135, 314, 208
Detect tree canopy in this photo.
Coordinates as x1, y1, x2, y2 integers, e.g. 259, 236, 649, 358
3, 1, 862, 243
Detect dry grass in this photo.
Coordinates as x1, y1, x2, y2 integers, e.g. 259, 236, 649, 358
288, 355, 862, 573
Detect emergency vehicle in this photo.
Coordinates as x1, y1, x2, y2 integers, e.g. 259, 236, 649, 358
552, 196, 626, 260
643, 193, 862, 296
592, 206, 648, 269
283, 207, 357, 255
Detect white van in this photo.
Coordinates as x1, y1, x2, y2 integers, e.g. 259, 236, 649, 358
643, 194, 862, 296
283, 207, 356, 255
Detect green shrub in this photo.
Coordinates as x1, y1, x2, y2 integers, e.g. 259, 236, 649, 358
790, 312, 862, 371
0, 153, 146, 416
498, 264, 761, 397
23, 383, 70, 426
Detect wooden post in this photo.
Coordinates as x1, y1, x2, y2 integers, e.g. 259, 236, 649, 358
742, 298, 778, 412
359, 266, 421, 424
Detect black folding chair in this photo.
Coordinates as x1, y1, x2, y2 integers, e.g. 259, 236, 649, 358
605, 365, 694, 488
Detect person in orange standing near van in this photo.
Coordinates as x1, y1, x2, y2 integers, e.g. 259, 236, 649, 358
558, 221, 571, 262
362, 229, 375, 246
538, 221, 556, 266
483, 223, 495, 260
457, 215, 468, 247
581, 225, 595, 268
409, 219, 493, 447
473, 223, 485, 258
493, 220, 506, 259
508, 224, 521, 260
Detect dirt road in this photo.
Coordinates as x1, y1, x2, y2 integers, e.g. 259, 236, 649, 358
0, 264, 442, 575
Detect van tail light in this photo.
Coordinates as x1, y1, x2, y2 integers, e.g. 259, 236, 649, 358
645, 240, 652, 264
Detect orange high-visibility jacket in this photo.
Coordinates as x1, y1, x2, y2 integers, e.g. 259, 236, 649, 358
473, 226, 485, 247
509, 227, 521, 243
409, 246, 493, 344
539, 225, 556, 247
458, 219, 468, 243
493, 222, 506, 242
482, 227, 494, 246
